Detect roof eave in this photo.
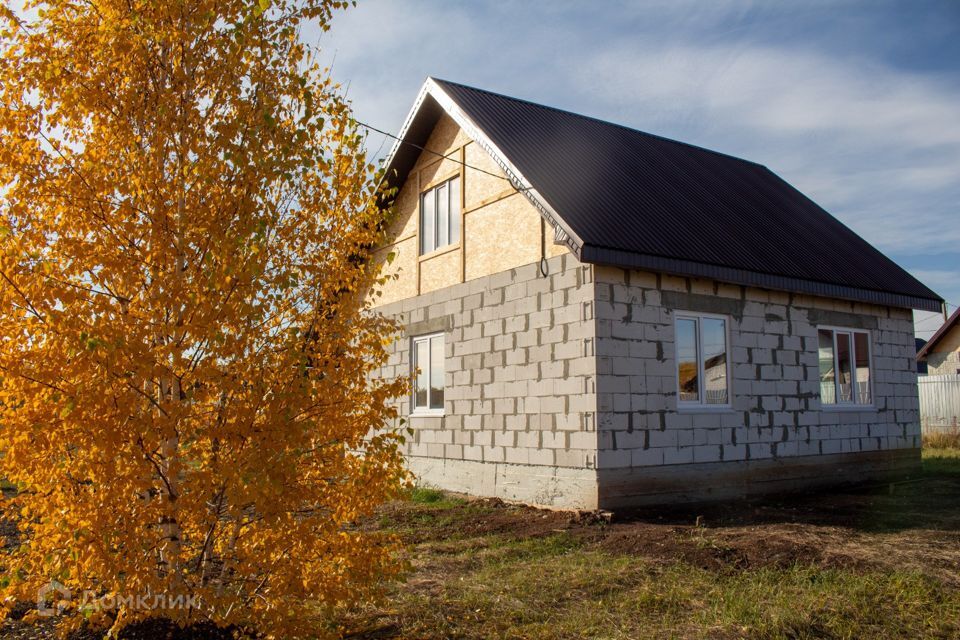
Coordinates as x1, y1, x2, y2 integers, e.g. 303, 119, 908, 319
579, 244, 944, 313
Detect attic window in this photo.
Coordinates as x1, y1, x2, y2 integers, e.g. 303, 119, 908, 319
420, 176, 461, 255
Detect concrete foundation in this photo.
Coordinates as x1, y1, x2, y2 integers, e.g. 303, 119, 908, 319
408, 456, 598, 509
597, 448, 921, 509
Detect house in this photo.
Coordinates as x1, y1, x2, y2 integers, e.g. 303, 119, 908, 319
369, 78, 943, 509
917, 308, 960, 376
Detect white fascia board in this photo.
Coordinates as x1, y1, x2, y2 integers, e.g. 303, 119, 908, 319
423, 78, 585, 256
379, 78, 433, 181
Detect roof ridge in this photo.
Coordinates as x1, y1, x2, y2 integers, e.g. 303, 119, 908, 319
429, 77, 768, 169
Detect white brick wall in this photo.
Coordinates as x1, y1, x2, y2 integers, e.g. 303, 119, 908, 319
373, 254, 600, 507
593, 266, 921, 472
372, 257, 922, 508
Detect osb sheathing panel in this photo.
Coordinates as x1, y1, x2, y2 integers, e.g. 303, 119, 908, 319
372, 114, 570, 308
413, 114, 471, 172
415, 113, 469, 192
464, 141, 510, 209
420, 248, 462, 294
371, 235, 417, 306
370, 166, 420, 307
386, 173, 419, 241
465, 196, 540, 281
419, 156, 461, 193
463, 140, 568, 260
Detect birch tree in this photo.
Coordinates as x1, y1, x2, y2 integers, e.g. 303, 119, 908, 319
0, 0, 407, 636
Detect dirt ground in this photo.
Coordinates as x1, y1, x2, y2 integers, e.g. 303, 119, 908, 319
383, 472, 960, 587
351, 452, 960, 639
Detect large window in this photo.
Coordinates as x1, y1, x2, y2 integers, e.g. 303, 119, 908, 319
420, 176, 461, 255
412, 333, 445, 414
675, 313, 730, 407
818, 328, 871, 406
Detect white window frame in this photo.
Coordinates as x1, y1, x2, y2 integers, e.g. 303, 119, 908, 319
674, 312, 732, 410
419, 176, 461, 256
817, 326, 874, 409
410, 332, 445, 416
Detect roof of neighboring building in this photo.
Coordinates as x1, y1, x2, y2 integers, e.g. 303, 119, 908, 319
917, 307, 960, 361
382, 78, 943, 312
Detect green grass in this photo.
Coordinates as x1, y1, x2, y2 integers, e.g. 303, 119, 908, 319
351, 535, 960, 639
407, 486, 461, 506
922, 445, 960, 476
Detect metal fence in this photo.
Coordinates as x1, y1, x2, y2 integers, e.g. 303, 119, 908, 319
918, 374, 960, 434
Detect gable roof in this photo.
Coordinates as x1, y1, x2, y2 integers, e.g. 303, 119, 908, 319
917, 307, 960, 361
382, 78, 942, 312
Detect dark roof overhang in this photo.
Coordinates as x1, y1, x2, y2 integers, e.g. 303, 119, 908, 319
580, 244, 945, 312
379, 92, 445, 204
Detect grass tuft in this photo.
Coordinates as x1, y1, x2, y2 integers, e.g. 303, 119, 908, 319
923, 429, 960, 450
407, 486, 449, 504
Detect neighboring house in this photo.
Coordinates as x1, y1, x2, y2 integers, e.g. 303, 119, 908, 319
370, 78, 943, 509
917, 308, 960, 376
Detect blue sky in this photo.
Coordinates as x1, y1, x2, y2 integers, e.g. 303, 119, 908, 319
310, 0, 960, 339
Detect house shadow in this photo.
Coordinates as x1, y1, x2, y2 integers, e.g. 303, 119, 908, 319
610, 453, 960, 535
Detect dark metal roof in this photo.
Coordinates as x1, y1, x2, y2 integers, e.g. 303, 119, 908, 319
385, 78, 943, 311
916, 307, 960, 361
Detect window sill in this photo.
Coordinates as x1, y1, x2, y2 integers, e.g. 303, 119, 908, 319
409, 410, 445, 418
820, 404, 876, 412
418, 243, 460, 261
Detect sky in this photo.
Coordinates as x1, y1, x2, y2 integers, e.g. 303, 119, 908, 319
307, 0, 960, 339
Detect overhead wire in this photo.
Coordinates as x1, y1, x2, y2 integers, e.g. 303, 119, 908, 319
279, 36, 528, 190
916, 301, 958, 324
355, 119, 530, 191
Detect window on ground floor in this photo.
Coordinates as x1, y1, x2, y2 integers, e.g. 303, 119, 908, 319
675, 312, 730, 407
412, 332, 445, 414
817, 327, 872, 406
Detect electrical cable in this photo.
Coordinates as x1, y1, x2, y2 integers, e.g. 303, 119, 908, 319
356, 119, 530, 190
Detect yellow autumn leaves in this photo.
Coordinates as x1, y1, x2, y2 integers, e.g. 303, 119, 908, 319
0, 1, 407, 637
